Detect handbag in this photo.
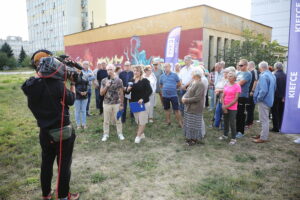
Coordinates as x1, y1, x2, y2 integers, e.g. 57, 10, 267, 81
49, 125, 73, 142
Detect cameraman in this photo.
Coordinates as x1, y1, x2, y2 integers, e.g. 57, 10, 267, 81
22, 50, 79, 200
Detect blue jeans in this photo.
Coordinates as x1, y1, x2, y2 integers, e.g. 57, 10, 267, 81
209, 88, 215, 110
74, 99, 88, 126
86, 88, 92, 114
95, 88, 100, 110
214, 102, 223, 128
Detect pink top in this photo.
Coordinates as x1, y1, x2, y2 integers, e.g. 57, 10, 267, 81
223, 83, 241, 110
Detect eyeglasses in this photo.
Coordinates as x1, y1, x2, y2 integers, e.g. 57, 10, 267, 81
238, 64, 244, 67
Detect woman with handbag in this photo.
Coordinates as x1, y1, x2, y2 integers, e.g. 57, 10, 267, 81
126, 65, 152, 143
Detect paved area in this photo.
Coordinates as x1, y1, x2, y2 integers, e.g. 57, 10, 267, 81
0, 71, 34, 75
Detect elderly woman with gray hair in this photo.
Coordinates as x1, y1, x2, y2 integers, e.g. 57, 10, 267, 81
219, 71, 241, 145
182, 68, 206, 145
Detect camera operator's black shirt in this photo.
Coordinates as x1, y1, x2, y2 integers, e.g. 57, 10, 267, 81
22, 77, 75, 129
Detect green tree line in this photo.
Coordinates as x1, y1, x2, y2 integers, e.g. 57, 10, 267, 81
0, 42, 31, 70
216, 29, 286, 68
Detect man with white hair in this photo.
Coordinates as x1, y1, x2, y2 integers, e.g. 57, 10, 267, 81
271, 62, 286, 132
213, 62, 226, 128
252, 61, 276, 143
179, 55, 195, 115
82, 61, 95, 116
100, 64, 125, 141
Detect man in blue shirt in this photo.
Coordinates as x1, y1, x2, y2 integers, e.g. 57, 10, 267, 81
118, 61, 134, 123
236, 59, 252, 138
160, 63, 182, 127
252, 61, 276, 143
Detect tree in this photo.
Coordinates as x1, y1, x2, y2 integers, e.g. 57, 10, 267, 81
0, 52, 9, 70
221, 29, 286, 67
18, 46, 27, 64
0, 42, 14, 58
21, 56, 31, 68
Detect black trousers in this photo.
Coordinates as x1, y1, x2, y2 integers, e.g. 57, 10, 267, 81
39, 127, 76, 198
99, 95, 105, 114
236, 97, 247, 134
121, 97, 134, 123
95, 88, 100, 110
271, 97, 285, 131
245, 96, 255, 126
224, 110, 237, 139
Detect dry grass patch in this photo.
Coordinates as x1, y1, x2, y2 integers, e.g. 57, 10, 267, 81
0, 74, 299, 200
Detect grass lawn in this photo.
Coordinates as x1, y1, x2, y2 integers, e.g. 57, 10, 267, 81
0, 73, 299, 200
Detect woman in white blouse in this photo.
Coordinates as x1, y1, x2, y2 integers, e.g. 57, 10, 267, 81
143, 65, 157, 123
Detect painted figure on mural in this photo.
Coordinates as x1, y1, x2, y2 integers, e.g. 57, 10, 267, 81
124, 36, 152, 65
188, 40, 203, 60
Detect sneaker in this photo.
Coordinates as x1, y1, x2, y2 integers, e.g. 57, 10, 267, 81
82, 125, 87, 130
218, 135, 228, 140
76, 126, 81, 130
59, 193, 80, 200
149, 119, 154, 123
101, 134, 109, 142
294, 138, 300, 144
134, 136, 141, 144
236, 132, 244, 139
118, 133, 125, 140
140, 133, 146, 139
229, 139, 237, 145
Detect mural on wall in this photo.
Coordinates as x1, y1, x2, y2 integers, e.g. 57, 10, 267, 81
96, 55, 124, 65
124, 36, 152, 65
65, 28, 203, 69
188, 40, 203, 60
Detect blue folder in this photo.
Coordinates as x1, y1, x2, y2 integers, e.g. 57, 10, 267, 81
129, 102, 146, 113
116, 109, 124, 120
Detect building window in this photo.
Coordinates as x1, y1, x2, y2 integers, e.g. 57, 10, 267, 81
224, 38, 228, 60
216, 37, 221, 62
208, 35, 214, 71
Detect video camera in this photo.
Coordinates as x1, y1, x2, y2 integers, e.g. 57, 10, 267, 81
37, 55, 83, 83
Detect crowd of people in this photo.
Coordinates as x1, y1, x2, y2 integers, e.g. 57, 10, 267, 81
23, 49, 297, 200
74, 55, 293, 145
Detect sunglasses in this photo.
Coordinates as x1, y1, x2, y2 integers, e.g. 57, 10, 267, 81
238, 64, 245, 67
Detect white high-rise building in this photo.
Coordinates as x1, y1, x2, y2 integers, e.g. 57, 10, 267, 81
0, 36, 31, 58
26, 0, 106, 53
251, 0, 290, 46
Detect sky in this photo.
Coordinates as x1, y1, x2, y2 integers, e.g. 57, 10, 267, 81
0, 0, 251, 41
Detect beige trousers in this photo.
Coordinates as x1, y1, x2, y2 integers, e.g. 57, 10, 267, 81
103, 103, 122, 135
